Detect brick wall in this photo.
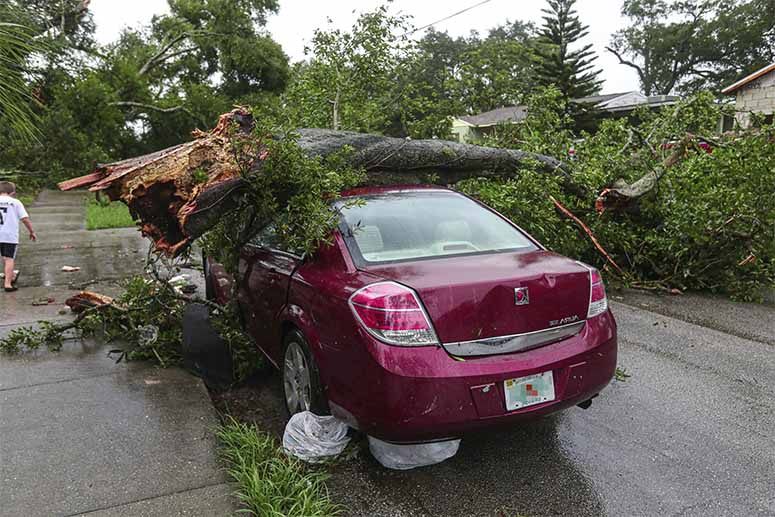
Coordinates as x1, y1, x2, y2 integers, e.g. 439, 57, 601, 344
735, 71, 775, 127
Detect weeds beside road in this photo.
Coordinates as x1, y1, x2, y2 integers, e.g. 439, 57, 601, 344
85, 198, 135, 230
217, 418, 341, 517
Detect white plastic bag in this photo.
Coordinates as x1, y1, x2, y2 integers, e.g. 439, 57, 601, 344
282, 411, 351, 462
368, 436, 461, 470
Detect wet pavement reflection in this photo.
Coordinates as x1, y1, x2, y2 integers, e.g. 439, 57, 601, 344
355, 416, 604, 517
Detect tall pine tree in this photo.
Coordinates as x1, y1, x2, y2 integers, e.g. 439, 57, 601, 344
534, 0, 602, 99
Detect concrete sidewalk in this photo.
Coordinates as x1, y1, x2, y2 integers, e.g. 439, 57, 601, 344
0, 191, 234, 516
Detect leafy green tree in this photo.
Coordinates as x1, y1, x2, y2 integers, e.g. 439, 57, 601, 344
283, 6, 411, 133
101, 0, 289, 147
284, 8, 542, 139
389, 28, 475, 138
533, 0, 602, 99
708, 0, 775, 90
150, 0, 288, 98
0, 0, 291, 176
464, 91, 775, 299
608, 0, 775, 95
455, 28, 538, 113
0, 0, 97, 143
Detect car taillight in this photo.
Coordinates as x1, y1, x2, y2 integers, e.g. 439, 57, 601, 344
349, 281, 438, 346
587, 268, 608, 318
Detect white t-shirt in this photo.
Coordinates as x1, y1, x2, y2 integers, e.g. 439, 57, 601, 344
0, 195, 29, 244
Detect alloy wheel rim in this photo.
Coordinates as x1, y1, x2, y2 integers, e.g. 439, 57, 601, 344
284, 341, 311, 414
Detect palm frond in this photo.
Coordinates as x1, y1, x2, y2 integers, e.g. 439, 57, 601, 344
0, 21, 41, 142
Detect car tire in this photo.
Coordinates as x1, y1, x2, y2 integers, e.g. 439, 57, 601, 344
282, 329, 329, 416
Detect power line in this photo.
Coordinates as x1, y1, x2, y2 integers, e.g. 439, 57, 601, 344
409, 0, 496, 34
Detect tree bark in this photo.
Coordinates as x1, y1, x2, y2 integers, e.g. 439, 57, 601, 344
59, 108, 576, 256
296, 128, 571, 180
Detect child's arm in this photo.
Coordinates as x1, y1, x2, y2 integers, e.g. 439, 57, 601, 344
21, 217, 36, 241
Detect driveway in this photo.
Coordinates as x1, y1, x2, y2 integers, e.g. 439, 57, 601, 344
216, 290, 775, 517
0, 191, 233, 516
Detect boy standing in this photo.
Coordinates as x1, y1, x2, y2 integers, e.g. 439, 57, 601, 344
0, 181, 36, 292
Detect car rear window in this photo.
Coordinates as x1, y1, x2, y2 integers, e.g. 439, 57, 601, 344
338, 191, 538, 264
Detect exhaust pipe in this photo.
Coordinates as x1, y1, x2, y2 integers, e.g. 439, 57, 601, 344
576, 394, 598, 410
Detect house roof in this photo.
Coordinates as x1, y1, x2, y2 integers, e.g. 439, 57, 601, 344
458, 105, 528, 126
454, 91, 679, 127
598, 93, 679, 112
722, 63, 775, 94
572, 92, 631, 105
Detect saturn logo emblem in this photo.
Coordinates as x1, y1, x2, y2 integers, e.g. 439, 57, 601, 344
514, 287, 529, 305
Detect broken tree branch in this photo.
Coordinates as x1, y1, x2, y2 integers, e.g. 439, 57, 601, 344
110, 101, 191, 114
139, 32, 191, 76
595, 133, 695, 213
550, 195, 625, 277
65, 291, 116, 313
295, 128, 574, 182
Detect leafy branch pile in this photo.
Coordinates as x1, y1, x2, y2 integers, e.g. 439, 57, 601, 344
460, 89, 775, 299
1, 124, 364, 380
199, 121, 365, 273
0, 270, 261, 382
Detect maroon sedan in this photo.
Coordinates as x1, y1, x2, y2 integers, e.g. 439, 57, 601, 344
206, 186, 617, 442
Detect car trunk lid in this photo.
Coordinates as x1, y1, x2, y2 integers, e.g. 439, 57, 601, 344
361, 250, 591, 345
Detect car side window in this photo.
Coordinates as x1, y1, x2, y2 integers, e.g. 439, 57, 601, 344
247, 222, 304, 257
249, 222, 282, 249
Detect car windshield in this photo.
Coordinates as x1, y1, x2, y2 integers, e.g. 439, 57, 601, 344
338, 191, 538, 264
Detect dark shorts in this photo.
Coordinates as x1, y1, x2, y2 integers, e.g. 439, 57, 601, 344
0, 243, 17, 259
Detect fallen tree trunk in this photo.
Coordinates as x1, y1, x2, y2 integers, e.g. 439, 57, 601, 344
59, 108, 575, 256
295, 128, 571, 181
59, 109, 256, 255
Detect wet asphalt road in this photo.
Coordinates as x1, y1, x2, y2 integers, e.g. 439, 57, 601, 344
225, 291, 775, 517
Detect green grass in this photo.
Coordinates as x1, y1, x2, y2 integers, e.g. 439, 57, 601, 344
17, 194, 35, 206
615, 366, 631, 381
86, 199, 136, 230
217, 418, 341, 517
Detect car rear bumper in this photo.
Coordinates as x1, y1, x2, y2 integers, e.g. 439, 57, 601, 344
332, 311, 617, 442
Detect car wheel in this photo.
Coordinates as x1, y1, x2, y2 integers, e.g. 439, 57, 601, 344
282, 329, 328, 416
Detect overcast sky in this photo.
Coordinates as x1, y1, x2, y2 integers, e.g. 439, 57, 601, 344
90, 0, 640, 93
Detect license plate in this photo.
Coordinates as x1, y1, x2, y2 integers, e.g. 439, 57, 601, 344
504, 371, 555, 411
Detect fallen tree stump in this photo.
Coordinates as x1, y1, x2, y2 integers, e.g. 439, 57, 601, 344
65, 291, 115, 313
59, 108, 577, 256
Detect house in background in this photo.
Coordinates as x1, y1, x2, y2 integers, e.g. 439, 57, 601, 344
722, 63, 775, 128
451, 91, 678, 143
